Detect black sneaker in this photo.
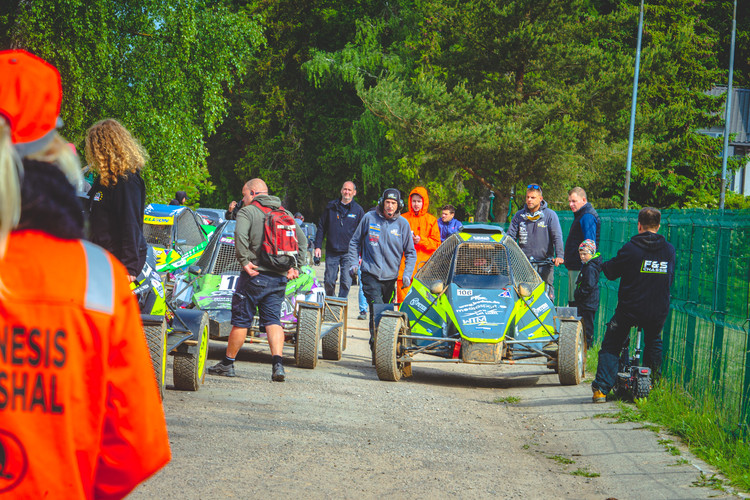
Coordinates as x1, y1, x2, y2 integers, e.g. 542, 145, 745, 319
357, 311, 367, 320
207, 361, 236, 377
272, 363, 286, 382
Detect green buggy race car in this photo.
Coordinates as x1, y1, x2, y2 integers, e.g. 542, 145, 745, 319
373, 224, 586, 384
169, 221, 348, 367
143, 203, 215, 275
131, 247, 210, 397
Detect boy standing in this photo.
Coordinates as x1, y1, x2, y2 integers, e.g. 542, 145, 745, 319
572, 239, 601, 349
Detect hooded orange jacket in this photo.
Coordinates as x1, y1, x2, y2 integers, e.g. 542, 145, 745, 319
397, 187, 441, 302
0, 230, 170, 499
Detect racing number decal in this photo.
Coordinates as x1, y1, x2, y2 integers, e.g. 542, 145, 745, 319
220, 275, 239, 291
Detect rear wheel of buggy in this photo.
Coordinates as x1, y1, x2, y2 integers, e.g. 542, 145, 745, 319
633, 376, 651, 399
375, 314, 406, 381
558, 320, 585, 385
144, 318, 168, 399
173, 312, 210, 391
321, 299, 346, 360
296, 304, 321, 369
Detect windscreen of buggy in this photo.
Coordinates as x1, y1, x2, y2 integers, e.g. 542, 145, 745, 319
452, 243, 510, 289
143, 222, 172, 248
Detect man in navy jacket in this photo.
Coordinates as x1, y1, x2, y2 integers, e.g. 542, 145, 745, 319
591, 207, 675, 403
564, 187, 600, 305
315, 181, 365, 298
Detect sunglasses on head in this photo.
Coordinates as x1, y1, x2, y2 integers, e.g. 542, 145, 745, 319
527, 184, 541, 190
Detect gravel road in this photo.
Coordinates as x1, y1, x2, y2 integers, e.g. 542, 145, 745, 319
130, 282, 733, 500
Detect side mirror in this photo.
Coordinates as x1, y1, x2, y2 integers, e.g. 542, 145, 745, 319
517, 283, 533, 298
188, 265, 203, 276
430, 282, 445, 295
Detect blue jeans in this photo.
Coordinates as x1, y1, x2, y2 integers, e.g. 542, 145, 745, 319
323, 253, 352, 298
592, 311, 664, 394
358, 268, 367, 313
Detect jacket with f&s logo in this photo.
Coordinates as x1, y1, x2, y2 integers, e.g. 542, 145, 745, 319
602, 231, 676, 324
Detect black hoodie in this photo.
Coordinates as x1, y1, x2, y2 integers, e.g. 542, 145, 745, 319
602, 231, 675, 324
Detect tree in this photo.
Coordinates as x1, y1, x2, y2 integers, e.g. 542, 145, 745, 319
1, 0, 263, 202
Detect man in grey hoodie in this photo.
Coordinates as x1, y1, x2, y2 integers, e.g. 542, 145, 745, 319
348, 188, 416, 349
208, 178, 307, 382
506, 184, 564, 300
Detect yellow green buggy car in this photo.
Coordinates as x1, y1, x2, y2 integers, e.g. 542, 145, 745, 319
373, 224, 585, 384
143, 203, 214, 274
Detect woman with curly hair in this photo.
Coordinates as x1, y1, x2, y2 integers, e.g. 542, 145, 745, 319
86, 118, 148, 281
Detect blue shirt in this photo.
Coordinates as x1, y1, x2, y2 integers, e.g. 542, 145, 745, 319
437, 218, 462, 241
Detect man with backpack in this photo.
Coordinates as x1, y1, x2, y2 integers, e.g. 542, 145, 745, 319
208, 178, 307, 382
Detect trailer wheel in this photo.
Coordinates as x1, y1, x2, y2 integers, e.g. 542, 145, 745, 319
295, 305, 321, 369
321, 300, 346, 360
375, 314, 405, 382
145, 318, 168, 399
558, 320, 585, 385
633, 375, 651, 399
173, 312, 209, 391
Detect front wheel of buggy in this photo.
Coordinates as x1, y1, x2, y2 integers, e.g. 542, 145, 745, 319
144, 318, 168, 399
633, 375, 652, 399
173, 312, 210, 391
558, 320, 585, 385
295, 304, 321, 369
375, 315, 405, 381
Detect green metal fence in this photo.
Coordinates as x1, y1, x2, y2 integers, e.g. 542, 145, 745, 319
554, 209, 750, 429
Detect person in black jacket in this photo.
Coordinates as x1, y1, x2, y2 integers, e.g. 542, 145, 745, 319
314, 181, 365, 298
572, 239, 601, 349
169, 190, 187, 205
591, 207, 675, 403
86, 119, 148, 281
565, 187, 601, 305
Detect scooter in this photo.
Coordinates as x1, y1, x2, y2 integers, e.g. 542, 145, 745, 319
615, 328, 652, 400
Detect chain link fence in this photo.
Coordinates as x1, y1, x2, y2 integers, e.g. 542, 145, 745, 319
552, 209, 750, 430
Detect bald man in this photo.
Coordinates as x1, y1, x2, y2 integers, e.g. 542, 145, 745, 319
208, 178, 307, 381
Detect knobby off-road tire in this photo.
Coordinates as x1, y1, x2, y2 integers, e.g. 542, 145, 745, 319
144, 318, 168, 399
558, 320, 585, 385
296, 305, 321, 369
173, 312, 209, 391
321, 301, 346, 361
375, 315, 405, 382
633, 375, 652, 399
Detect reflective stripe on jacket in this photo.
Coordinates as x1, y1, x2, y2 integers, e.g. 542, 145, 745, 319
0, 230, 170, 499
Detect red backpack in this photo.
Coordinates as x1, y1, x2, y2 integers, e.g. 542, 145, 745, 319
251, 201, 299, 271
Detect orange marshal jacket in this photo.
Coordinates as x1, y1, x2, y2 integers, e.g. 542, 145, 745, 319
0, 230, 170, 499
397, 187, 441, 303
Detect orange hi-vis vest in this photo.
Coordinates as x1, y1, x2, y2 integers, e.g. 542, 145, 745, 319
0, 230, 170, 499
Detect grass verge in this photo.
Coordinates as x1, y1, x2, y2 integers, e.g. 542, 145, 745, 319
601, 379, 750, 492
584, 349, 749, 492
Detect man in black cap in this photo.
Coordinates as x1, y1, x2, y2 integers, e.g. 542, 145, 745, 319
169, 191, 188, 205
348, 188, 416, 352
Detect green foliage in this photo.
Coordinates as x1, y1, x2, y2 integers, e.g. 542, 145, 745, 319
594, 379, 750, 492
4, 0, 749, 214
570, 467, 600, 478
493, 396, 521, 404
546, 455, 576, 465
1, 0, 263, 203
637, 380, 750, 491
